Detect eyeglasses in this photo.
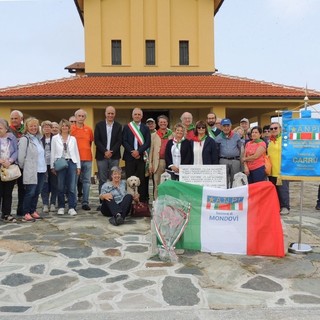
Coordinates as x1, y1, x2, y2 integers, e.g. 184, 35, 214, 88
270, 127, 279, 130
197, 126, 206, 129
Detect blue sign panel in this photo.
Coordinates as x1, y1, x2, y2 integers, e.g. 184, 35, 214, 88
281, 113, 320, 179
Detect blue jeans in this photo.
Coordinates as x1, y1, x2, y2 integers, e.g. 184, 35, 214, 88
23, 172, 46, 215
96, 158, 119, 194
78, 161, 92, 206
41, 165, 58, 206
57, 160, 77, 209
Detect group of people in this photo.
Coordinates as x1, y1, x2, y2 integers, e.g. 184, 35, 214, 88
0, 109, 93, 222
1, 106, 318, 226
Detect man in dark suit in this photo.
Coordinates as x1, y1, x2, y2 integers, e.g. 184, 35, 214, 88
122, 108, 151, 202
94, 106, 122, 203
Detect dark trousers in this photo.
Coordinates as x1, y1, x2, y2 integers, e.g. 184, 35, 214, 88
125, 158, 147, 201
317, 185, 320, 207
269, 176, 290, 209
101, 194, 133, 219
16, 173, 25, 217
0, 179, 16, 218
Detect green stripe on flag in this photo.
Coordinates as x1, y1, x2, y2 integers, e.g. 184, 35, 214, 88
158, 180, 203, 250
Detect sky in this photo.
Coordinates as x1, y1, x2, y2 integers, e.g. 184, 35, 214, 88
1, 0, 320, 97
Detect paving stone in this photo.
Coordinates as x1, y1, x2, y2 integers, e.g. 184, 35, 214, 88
292, 278, 320, 296
59, 239, 86, 247
73, 267, 108, 278
206, 288, 269, 309
0, 306, 30, 313
123, 279, 156, 290
290, 294, 320, 304
87, 239, 114, 248
105, 275, 129, 283
2, 234, 38, 241
162, 276, 200, 306
145, 262, 173, 268
103, 248, 121, 257
98, 291, 121, 300
37, 284, 101, 312
122, 236, 140, 241
176, 266, 203, 276
258, 258, 316, 278
241, 276, 283, 292
63, 300, 92, 311
1, 273, 33, 287
0, 252, 6, 256
30, 264, 45, 274
117, 293, 162, 309
124, 245, 149, 253
134, 269, 167, 278
50, 269, 67, 276
24, 275, 78, 302
9, 252, 53, 264
87, 257, 112, 265
276, 298, 286, 305
109, 258, 140, 271
102, 239, 122, 248
59, 247, 93, 259
67, 260, 82, 268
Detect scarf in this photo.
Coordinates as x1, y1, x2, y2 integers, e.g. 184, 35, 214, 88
270, 133, 281, 143
187, 124, 195, 131
192, 134, 207, 146
157, 128, 172, 139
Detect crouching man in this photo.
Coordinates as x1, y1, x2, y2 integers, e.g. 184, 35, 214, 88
100, 166, 138, 226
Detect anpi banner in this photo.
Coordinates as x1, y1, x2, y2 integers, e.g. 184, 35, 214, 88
281, 111, 320, 180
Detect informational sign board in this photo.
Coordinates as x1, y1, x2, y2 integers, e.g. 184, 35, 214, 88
281, 111, 320, 180
179, 165, 227, 188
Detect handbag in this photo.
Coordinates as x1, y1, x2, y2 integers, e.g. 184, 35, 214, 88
132, 201, 151, 217
264, 154, 272, 176
54, 157, 68, 172
0, 164, 21, 182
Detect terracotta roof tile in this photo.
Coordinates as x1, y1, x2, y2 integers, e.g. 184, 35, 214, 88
0, 73, 319, 100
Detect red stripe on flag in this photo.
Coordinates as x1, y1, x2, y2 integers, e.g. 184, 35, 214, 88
300, 132, 312, 140
247, 181, 284, 257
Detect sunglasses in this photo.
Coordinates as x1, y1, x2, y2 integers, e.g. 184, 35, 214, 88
197, 126, 206, 129
270, 127, 279, 130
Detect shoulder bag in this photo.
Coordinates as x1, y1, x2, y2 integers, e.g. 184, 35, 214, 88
53, 137, 69, 171
0, 164, 21, 181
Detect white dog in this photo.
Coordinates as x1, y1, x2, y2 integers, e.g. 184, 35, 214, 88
126, 175, 141, 197
232, 172, 248, 188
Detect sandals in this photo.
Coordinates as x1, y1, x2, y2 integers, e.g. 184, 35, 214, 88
31, 212, 43, 220
3, 215, 17, 223
22, 213, 35, 222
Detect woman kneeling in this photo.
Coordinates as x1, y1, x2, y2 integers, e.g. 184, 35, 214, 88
100, 166, 134, 226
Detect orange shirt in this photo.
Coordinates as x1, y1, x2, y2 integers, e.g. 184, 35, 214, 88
71, 124, 93, 161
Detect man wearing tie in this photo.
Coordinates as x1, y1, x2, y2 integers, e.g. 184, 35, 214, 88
122, 108, 151, 202
94, 106, 122, 209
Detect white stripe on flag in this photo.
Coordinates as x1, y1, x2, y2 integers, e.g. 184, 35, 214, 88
200, 185, 249, 254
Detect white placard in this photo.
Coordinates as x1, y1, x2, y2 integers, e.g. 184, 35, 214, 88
179, 165, 227, 188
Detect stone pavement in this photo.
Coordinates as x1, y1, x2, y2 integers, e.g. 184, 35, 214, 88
0, 181, 320, 319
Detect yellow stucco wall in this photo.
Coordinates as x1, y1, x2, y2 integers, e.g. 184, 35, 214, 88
84, 0, 215, 73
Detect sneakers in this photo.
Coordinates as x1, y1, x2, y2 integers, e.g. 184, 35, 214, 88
316, 205, 320, 211
115, 213, 124, 225
57, 208, 65, 215
82, 204, 91, 211
109, 216, 118, 226
68, 208, 77, 216
96, 205, 102, 211
43, 205, 49, 213
50, 204, 56, 212
31, 212, 42, 220
280, 207, 290, 215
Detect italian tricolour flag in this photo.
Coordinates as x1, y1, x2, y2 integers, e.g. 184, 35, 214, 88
158, 180, 285, 257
